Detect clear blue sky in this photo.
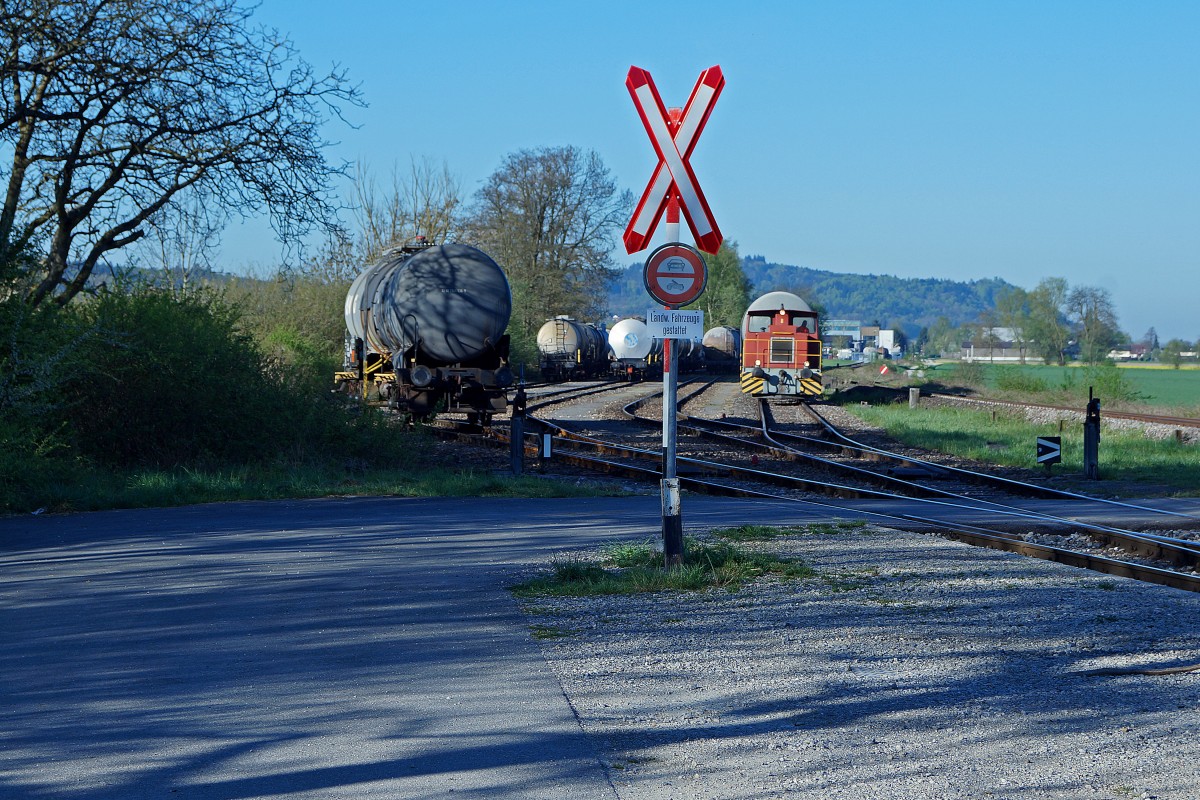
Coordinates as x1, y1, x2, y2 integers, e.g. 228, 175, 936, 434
226, 0, 1199, 343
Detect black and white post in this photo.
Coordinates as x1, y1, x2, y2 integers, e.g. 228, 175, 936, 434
661, 206, 684, 568
661, 334, 682, 567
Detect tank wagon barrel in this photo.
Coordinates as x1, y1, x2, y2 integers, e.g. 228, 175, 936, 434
536, 317, 610, 381
702, 325, 742, 372
608, 317, 662, 381
337, 242, 513, 420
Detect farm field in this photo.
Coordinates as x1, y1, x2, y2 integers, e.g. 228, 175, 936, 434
838, 401, 1200, 496
923, 362, 1200, 413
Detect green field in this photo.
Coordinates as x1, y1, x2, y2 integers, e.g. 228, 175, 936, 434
923, 362, 1200, 413
840, 402, 1200, 496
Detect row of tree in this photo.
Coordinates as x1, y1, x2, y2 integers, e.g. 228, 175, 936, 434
2, 1, 676, 376
0, 1, 653, 496
911, 277, 1189, 366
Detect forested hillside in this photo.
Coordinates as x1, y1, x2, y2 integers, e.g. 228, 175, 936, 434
608, 255, 1016, 338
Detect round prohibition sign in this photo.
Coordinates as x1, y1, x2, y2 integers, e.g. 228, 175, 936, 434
643, 243, 708, 308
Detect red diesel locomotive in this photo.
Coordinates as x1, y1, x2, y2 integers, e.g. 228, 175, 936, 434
740, 291, 822, 398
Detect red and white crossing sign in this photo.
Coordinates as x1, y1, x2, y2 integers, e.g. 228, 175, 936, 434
624, 65, 724, 255
643, 243, 707, 307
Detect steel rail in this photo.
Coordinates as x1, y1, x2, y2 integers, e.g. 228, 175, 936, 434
755, 403, 1200, 568
621, 384, 1200, 567
644, 394, 1200, 567
464, 423, 1200, 594
797, 400, 1200, 523
521, 379, 628, 412
926, 393, 1200, 429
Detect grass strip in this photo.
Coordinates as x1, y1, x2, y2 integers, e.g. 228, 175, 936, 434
510, 536, 814, 597
711, 521, 868, 540
838, 402, 1200, 495
4, 463, 619, 515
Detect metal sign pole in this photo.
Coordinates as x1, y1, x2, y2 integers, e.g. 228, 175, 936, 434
662, 320, 682, 568
660, 175, 684, 568
627, 68, 722, 570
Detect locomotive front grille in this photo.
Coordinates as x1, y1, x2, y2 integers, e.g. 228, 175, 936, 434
769, 337, 794, 364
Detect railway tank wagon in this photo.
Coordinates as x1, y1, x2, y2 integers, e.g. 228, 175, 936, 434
672, 334, 706, 373
536, 317, 609, 381
608, 317, 662, 381
702, 325, 742, 372
740, 291, 822, 398
337, 241, 514, 420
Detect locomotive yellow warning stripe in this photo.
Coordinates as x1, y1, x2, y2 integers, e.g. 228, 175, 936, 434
740, 371, 765, 395
799, 377, 822, 396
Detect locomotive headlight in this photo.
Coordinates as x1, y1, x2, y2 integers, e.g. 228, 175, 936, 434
410, 364, 434, 387
803, 361, 810, 368
754, 359, 762, 367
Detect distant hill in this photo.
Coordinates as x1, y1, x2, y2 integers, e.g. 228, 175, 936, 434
608, 255, 1016, 339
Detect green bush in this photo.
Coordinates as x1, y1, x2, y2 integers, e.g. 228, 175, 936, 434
952, 360, 986, 387
1, 276, 440, 511
1081, 364, 1146, 405
0, 285, 97, 507
65, 287, 277, 465
58, 284, 414, 469
505, 322, 539, 380
995, 368, 1049, 393
0, 416, 82, 510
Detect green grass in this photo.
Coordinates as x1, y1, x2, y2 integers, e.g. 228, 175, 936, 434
529, 623, 576, 640
2, 462, 618, 515
839, 402, 1200, 495
509, 537, 815, 597
711, 522, 868, 540
941, 362, 1200, 412
710, 524, 795, 541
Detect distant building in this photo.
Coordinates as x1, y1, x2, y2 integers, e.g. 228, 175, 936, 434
960, 327, 1027, 362
822, 319, 862, 339
1106, 344, 1150, 361
821, 319, 899, 356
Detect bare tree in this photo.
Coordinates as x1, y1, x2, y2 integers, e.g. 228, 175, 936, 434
353, 157, 463, 264
139, 193, 221, 292
1, 0, 361, 307
1066, 285, 1121, 364
465, 146, 632, 337
978, 309, 1001, 363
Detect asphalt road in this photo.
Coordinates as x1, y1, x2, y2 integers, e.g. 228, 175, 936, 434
3, 493, 1198, 799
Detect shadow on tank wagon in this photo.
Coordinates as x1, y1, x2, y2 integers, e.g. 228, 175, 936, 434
335, 240, 514, 423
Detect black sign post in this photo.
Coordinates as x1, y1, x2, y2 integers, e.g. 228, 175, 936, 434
1084, 388, 1101, 480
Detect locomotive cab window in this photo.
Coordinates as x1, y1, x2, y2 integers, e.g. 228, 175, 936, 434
770, 337, 794, 364
747, 314, 772, 333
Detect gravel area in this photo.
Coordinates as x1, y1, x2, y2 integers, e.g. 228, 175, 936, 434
518, 526, 1200, 799
436, 381, 1200, 797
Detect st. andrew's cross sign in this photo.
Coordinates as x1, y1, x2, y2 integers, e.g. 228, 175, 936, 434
624, 65, 724, 255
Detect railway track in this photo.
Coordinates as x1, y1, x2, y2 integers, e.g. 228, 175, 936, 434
926, 392, 1200, 429
766, 400, 1200, 522
479, 379, 1200, 593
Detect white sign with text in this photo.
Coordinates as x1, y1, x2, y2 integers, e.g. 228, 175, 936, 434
647, 308, 703, 340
